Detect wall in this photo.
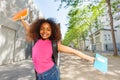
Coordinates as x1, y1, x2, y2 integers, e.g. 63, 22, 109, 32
0, 0, 40, 65
0, 25, 16, 65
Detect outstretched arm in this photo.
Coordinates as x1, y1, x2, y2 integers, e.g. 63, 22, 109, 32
20, 18, 30, 32
58, 42, 95, 63
20, 18, 33, 41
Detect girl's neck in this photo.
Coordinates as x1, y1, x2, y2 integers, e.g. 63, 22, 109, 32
40, 38, 49, 40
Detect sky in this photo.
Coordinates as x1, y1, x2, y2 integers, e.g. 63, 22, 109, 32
33, 0, 70, 39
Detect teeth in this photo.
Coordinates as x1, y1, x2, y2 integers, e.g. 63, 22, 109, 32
42, 34, 47, 37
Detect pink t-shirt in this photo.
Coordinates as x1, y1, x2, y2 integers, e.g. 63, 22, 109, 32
32, 39, 54, 74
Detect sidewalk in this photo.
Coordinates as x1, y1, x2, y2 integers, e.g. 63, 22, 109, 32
0, 52, 120, 80
0, 60, 35, 80
60, 52, 120, 80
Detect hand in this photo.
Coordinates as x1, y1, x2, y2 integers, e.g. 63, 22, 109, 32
90, 57, 95, 63
20, 16, 25, 21
20, 16, 26, 23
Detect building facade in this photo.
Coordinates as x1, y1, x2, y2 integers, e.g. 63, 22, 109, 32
0, 0, 43, 65
89, 28, 120, 52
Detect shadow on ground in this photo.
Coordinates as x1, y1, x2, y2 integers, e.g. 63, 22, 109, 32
0, 52, 120, 80
0, 60, 35, 80
59, 52, 120, 80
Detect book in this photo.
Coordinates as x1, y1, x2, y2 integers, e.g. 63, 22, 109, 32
94, 53, 108, 73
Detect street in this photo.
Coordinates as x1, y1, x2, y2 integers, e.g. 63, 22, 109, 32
0, 52, 120, 80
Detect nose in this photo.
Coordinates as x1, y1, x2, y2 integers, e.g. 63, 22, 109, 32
43, 29, 47, 33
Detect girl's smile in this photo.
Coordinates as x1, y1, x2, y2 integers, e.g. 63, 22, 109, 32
40, 22, 52, 40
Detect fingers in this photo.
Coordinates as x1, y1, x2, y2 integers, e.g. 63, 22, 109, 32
90, 57, 95, 64
20, 16, 23, 20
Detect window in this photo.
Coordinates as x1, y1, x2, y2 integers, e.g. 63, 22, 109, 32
104, 34, 107, 40
108, 34, 111, 40
115, 26, 119, 28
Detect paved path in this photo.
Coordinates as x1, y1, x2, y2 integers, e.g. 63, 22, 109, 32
0, 52, 120, 80
0, 60, 35, 80
60, 52, 120, 80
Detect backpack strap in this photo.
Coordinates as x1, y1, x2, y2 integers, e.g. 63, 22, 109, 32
52, 40, 58, 64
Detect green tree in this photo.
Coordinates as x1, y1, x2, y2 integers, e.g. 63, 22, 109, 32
56, 0, 119, 55
63, 1, 104, 47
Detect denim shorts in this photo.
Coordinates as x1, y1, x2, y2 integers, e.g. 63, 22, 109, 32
37, 64, 60, 80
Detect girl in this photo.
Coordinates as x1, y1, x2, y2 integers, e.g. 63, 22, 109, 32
21, 18, 95, 80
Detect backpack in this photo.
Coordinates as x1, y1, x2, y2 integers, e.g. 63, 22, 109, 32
51, 40, 58, 65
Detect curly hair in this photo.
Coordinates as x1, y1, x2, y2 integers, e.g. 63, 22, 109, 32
28, 18, 61, 42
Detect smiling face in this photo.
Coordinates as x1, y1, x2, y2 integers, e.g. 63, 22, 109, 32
40, 22, 52, 40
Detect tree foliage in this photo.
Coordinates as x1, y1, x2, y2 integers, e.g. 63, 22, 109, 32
62, 0, 105, 45
55, 0, 120, 54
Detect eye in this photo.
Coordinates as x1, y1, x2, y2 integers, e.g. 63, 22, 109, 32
40, 27, 44, 31
47, 28, 51, 31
